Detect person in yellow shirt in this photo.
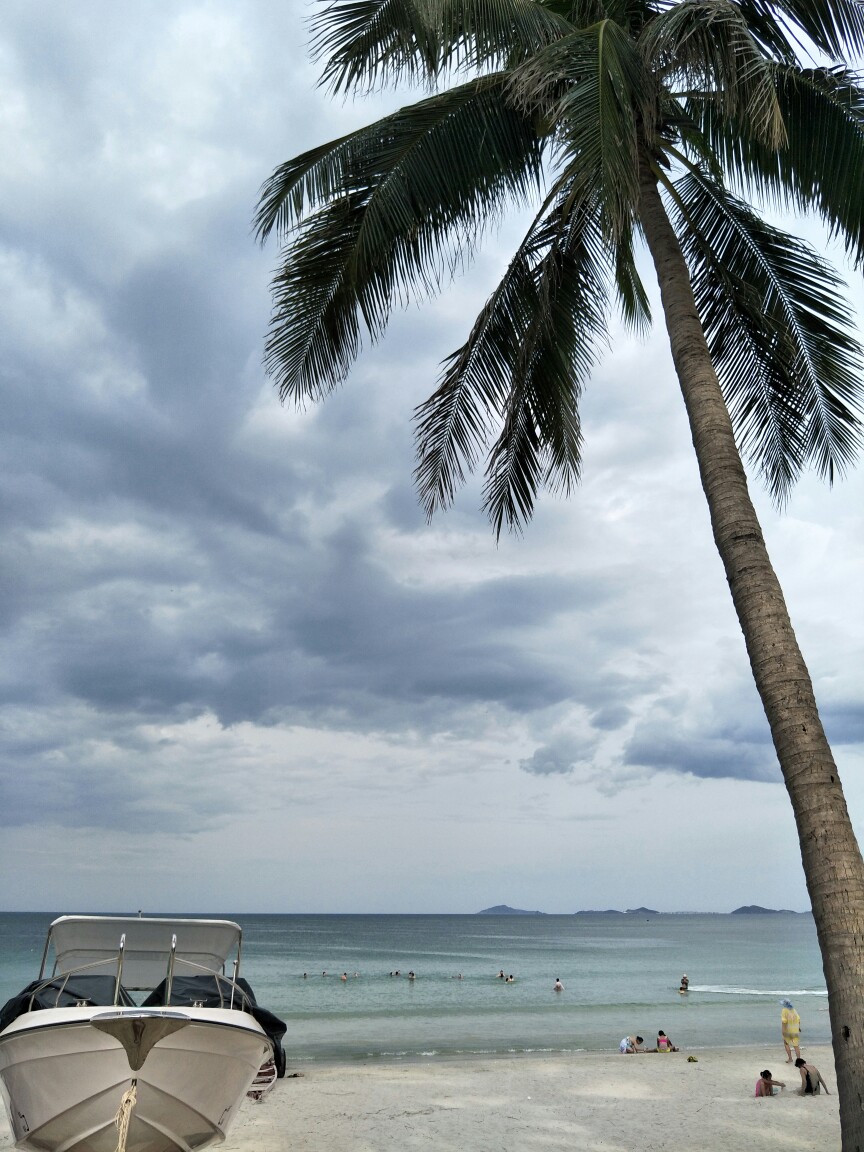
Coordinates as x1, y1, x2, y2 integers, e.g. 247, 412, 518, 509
780, 999, 801, 1062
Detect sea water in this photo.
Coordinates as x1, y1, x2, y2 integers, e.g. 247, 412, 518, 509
0, 912, 829, 1064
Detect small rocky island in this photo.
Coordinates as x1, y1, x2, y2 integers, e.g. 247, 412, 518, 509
477, 905, 547, 916
731, 905, 798, 914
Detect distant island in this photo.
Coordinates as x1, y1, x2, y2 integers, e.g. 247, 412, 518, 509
477, 905, 547, 916
574, 907, 659, 916
477, 904, 804, 916
731, 905, 798, 915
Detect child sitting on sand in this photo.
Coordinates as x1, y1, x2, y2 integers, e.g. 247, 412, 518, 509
755, 1070, 786, 1096
655, 1031, 678, 1052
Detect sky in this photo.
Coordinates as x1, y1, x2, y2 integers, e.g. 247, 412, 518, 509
0, 1, 862, 916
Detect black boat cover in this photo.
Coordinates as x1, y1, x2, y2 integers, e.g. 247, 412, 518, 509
141, 974, 287, 1076
0, 975, 136, 1035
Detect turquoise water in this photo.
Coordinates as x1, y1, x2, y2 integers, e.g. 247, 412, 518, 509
0, 912, 829, 1063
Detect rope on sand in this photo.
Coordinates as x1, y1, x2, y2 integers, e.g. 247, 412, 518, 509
113, 1078, 138, 1152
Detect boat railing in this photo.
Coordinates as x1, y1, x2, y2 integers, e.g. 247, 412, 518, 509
152, 954, 250, 1010
165, 935, 178, 1005
113, 933, 126, 1005
30, 935, 249, 1011
28, 954, 130, 1011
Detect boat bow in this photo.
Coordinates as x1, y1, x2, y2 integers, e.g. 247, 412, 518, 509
89, 1011, 191, 1071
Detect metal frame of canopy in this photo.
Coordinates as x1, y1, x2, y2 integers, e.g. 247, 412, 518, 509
39, 915, 245, 992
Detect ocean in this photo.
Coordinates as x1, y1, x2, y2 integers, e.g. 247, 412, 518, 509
0, 912, 829, 1064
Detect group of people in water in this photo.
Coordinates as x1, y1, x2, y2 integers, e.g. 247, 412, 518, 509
302, 967, 829, 1093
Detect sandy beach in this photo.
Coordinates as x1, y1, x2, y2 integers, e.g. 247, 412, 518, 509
0, 1044, 838, 1152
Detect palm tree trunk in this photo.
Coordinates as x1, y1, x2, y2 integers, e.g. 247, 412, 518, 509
637, 160, 864, 1150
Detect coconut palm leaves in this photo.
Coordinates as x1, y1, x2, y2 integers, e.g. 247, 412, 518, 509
259, 0, 864, 529
669, 170, 863, 497
256, 75, 544, 402
415, 190, 610, 530
693, 66, 864, 263
310, 0, 571, 92
510, 20, 650, 238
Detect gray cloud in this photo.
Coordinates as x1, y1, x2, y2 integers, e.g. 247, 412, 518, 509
624, 688, 779, 783
520, 738, 584, 776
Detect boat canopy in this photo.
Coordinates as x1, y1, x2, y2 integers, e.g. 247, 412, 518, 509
45, 916, 243, 990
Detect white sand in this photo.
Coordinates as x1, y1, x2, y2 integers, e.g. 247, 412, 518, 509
223, 1045, 838, 1152
0, 1045, 839, 1151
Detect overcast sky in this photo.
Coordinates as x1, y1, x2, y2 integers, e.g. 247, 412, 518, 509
0, 1, 862, 915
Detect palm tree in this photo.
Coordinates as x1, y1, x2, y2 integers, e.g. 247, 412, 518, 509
255, 0, 864, 1140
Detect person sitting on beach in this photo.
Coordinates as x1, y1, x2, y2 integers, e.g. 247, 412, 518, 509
795, 1058, 829, 1095
655, 1031, 678, 1052
619, 1036, 643, 1053
755, 1070, 786, 1096
781, 999, 801, 1062
553, 978, 564, 991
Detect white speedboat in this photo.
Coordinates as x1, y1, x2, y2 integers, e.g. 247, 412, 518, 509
0, 915, 286, 1152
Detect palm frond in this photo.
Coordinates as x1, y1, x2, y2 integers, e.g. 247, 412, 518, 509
510, 20, 648, 238
310, 0, 570, 93
261, 76, 544, 403
770, 0, 864, 59
732, 0, 799, 62
311, 0, 442, 92
414, 188, 611, 533
255, 126, 373, 243
641, 0, 784, 148
686, 66, 864, 266
542, 0, 654, 33
670, 169, 864, 498
613, 221, 651, 332
773, 66, 864, 265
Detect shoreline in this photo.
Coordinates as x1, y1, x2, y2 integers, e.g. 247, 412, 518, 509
0, 1044, 839, 1152
276, 1037, 816, 1071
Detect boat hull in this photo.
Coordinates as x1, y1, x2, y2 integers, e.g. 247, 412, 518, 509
0, 1008, 273, 1152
